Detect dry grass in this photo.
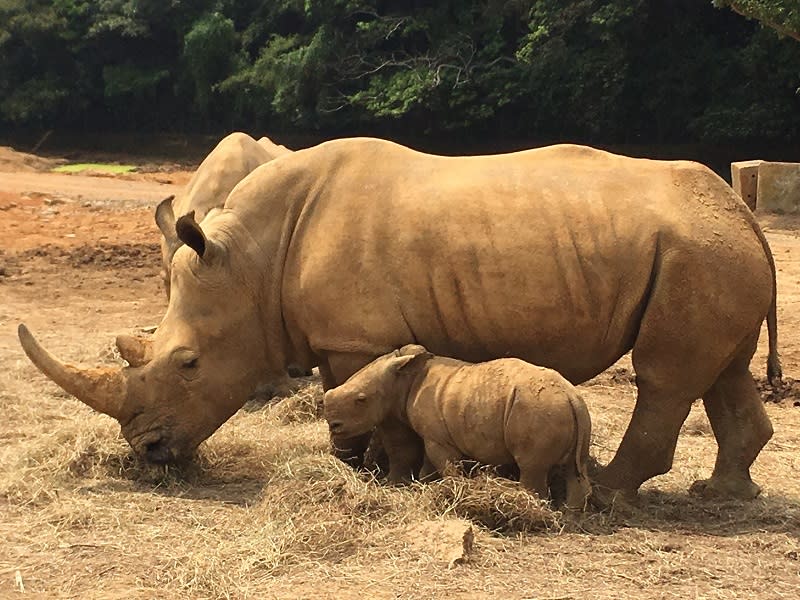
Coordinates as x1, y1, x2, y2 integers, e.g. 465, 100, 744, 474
3, 366, 800, 599
260, 381, 324, 424
3, 215, 800, 598
0, 361, 565, 598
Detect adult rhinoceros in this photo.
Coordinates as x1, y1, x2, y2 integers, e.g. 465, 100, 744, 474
153, 132, 291, 297
19, 138, 780, 501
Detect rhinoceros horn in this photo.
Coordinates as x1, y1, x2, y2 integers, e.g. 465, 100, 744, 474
115, 334, 153, 368
18, 324, 128, 419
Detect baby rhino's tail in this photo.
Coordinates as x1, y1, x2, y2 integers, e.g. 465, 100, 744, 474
566, 392, 593, 510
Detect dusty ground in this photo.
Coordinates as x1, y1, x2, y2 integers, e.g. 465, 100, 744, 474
1, 147, 800, 599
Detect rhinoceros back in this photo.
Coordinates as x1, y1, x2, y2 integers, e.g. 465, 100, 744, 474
223, 138, 773, 385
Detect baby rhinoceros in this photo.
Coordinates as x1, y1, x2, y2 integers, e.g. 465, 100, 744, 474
324, 345, 593, 509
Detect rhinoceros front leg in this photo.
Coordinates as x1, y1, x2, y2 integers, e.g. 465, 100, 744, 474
418, 455, 440, 481
593, 380, 694, 504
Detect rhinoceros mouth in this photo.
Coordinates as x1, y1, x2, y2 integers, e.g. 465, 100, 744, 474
328, 420, 371, 440
128, 427, 176, 463
144, 438, 174, 464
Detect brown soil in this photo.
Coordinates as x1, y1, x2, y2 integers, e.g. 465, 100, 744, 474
0, 145, 66, 172
1, 148, 800, 599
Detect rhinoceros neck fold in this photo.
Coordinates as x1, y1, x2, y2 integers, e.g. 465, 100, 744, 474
220, 144, 363, 373
18, 324, 127, 419
217, 203, 300, 376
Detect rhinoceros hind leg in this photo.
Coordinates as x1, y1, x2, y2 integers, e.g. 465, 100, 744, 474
596, 247, 767, 498
694, 341, 772, 500
688, 475, 762, 500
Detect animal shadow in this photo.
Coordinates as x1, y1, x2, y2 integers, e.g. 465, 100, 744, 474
71, 447, 269, 506
581, 488, 800, 539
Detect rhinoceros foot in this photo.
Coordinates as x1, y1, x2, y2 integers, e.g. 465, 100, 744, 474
689, 477, 762, 500
589, 483, 639, 511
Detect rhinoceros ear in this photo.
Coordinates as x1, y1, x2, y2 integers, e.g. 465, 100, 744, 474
155, 196, 176, 238
175, 210, 207, 258
387, 351, 431, 374
397, 344, 432, 358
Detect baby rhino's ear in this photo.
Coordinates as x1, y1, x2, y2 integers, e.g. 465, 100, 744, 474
397, 344, 432, 358
387, 351, 431, 374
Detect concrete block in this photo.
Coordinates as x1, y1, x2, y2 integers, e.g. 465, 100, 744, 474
756, 162, 800, 214
730, 160, 762, 210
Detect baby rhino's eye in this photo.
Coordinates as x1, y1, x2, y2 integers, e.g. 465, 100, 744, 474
356, 392, 367, 403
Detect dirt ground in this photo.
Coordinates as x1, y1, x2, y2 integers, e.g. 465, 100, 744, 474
1, 146, 800, 599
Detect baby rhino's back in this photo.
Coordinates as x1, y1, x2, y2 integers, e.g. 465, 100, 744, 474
425, 358, 578, 465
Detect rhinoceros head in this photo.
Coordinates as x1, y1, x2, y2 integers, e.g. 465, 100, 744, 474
323, 345, 433, 439
19, 211, 286, 463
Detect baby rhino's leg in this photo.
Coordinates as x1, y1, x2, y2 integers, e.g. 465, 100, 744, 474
507, 388, 574, 503
418, 455, 442, 481
424, 440, 464, 476
379, 418, 425, 484
564, 467, 592, 510
518, 465, 550, 501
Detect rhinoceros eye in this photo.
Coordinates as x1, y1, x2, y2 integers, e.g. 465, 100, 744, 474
172, 348, 200, 380
356, 392, 367, 403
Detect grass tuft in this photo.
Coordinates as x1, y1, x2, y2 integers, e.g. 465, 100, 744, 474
53, 163, 137, 174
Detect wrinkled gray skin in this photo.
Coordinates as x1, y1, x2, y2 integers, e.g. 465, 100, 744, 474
324, 345, 593, 509
19, 138, 780, 502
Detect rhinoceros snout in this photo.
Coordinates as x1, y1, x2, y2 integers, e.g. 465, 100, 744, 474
144, 438, 173, 464
328, 421, 344, 434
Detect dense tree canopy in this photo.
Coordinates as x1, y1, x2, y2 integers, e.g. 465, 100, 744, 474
0, 0, 798, 143
715, 1, 800, 41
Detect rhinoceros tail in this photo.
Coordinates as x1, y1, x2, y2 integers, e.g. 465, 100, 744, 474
748, 216, 782, 387
568, 392, 592, 486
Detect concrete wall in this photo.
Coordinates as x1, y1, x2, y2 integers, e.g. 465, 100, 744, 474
756, 162, 800, 214
730, 160, 761, 211
730, 160, 800, 214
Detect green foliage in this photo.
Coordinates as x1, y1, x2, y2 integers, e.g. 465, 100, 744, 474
1, 76, 69, 123
714, 1, 800, 41
515, 0, 643, 138
102, 64, 169, 97
183, 12, 237, 113
0, 0, 798, 142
